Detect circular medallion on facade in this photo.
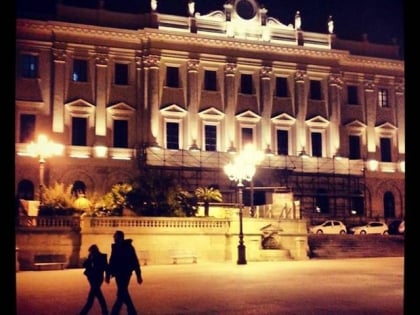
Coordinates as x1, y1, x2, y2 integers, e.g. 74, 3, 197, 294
235, 0, 256, 20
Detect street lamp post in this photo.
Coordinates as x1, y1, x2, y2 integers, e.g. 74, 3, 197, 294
27, 134, 63, 205
224, 144, 263, 265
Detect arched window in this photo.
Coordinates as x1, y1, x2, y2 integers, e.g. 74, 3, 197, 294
383, 191, 395, 218
315, 188, 329, 213
351, 190, 364, 215
17, 180, 34, 200
71, 180, 87, 197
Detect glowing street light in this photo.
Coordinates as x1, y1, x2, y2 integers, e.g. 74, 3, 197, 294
27, 134, 64, 205
224, 144, 263, 265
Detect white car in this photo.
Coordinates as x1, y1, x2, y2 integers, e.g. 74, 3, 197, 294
309, 220, 347, 234
350, 221, 389, 235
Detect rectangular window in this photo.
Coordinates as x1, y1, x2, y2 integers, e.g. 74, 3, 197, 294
311, 132, 322, 157
21, 54, 38, 78
115, 63, 128, 85
378, 88, 389, 107
276, 129, 288, 155
204, 70, 217, 91
310, 80, 322, 100
348, 135, 361, 159
275, 77, 288, 97
72, 59, 88, 82
240, 74, 253, 94
113, 120, 128, 148
72, 117, 87, 146
380, 137, 392, 162
166, 66, 179, 88
19, 114, 36, 143
241, 127, 253, 147
347, 85, 358, 105
204, 125, 217, 151
166, 122, 179, 150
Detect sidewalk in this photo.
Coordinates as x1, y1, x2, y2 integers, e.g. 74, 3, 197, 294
16, 257, 404, 315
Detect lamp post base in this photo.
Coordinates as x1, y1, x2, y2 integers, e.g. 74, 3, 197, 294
237, 244, 247, 265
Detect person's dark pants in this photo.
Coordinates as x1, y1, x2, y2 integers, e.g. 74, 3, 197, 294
80, 279, 108, 315
110, 274, 137, 315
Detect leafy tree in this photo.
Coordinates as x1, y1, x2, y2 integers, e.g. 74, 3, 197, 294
195, 186, 223, 216
169, 188, 198, 217
100, 183, 133, 216
128, 169, 177, 216
38, 182, 76, 215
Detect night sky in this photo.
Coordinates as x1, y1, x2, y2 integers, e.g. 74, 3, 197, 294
16, 0, 404, 49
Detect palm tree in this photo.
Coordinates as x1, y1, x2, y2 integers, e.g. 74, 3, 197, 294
195, 187, 222, 216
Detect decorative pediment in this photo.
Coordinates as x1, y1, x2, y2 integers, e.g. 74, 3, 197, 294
198, 106, 225, 121
375, 122, 397, 136
236, 110, 261, 123
107, 102, 135, 119
65, 99, 95, 115
344, 120, 367, 133
160, 104, 187, 118
305, 115, 330, 128
271, 113, 296, 126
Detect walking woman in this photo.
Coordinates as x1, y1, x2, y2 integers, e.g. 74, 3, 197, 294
80, 244, 109, 315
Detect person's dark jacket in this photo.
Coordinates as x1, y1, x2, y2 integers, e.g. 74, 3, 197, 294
83, 252, 108, 283
108, 239, 141, 279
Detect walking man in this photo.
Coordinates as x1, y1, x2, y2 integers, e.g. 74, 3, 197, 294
105, 230, 143, 315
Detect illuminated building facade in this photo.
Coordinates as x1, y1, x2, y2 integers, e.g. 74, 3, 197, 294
15, 0, 404, 220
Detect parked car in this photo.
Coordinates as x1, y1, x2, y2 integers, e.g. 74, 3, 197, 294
398, 220, 405, 234
350, 221, 389, 235
387, 219, 404, 235
309, 220, 347, 234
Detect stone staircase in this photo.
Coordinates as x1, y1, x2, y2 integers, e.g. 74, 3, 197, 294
308, 234, 405, 259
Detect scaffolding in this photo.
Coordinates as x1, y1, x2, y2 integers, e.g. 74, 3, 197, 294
141, 148, 366, 219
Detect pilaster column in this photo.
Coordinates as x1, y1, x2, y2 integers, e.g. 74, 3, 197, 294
224, 62, 237, 150
294, 69, 306, 154
364, 76, 376, 158
52, 42, 67, 133
187, 59, 200, 148
144, 55, 161, 146
260, 66, 272, 148
328, 72, 343, 155
394, 78, 405, 157
95, 46, 109, 137
135, 51, 145, 145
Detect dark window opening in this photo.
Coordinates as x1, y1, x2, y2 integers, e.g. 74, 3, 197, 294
72, 59, 88, 82
277, 130, 288, 155
21, 54, 38, 78
240, 74, 253, 94
113, 120, 128, 148
241, 127, 253, 147
205, 125, 217, 151
349, 135, 361, 160
204, 70, 217, 91
378, 88, 389, 107
275, 77, 288, 97
347, 85, 358, 105
19, 114, 36, 143
380, 137, 392, 162
311, 132, 322, 157
310, 80, 322, 100
115, 63, 128, 85
72, 117, 87, 146
166, 122, 179, 150
166, 66, 179, 88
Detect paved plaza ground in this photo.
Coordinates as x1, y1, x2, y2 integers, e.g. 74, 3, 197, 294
15, 257, 405, 315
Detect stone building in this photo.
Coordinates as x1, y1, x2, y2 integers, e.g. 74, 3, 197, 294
15, 0, 404, 222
